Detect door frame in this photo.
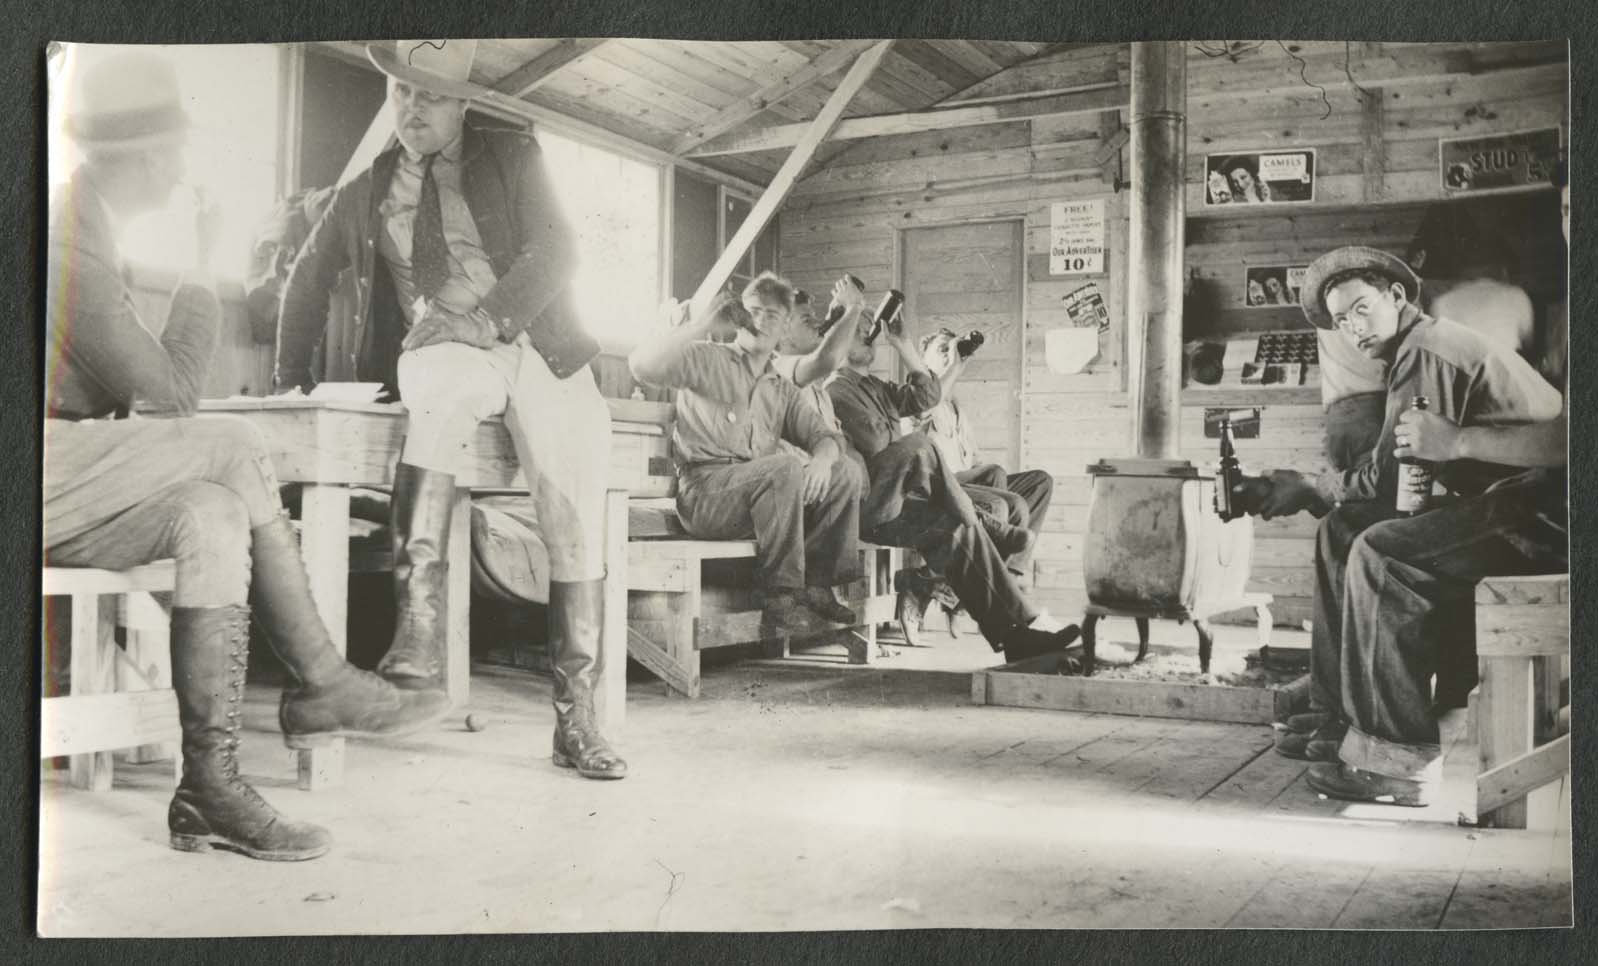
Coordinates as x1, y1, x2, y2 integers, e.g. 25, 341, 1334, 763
894, 216, 1028, 469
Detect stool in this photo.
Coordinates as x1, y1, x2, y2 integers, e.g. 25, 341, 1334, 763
1473, 574, 1570, 829
41, 562, 180, 791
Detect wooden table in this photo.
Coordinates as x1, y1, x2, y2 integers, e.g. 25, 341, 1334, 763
200, 397, 666, 789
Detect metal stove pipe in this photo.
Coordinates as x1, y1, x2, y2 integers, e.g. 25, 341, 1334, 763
1125, 41, 1188, 460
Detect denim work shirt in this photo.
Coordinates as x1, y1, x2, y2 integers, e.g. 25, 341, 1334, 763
1313, 305, 1564, 506
653, 342, 848, 468
826, 367, 941, 460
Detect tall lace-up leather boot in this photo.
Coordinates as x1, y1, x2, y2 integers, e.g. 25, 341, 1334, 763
167, 606, 331, 861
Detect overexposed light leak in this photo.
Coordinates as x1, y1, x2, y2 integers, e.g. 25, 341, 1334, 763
535, 128, 662, 349
47, 44, 281, 282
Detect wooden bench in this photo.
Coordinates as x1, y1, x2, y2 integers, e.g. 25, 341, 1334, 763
608, 414, 899, 698
41, 562, 181, 791
1473, 573, 1570, 829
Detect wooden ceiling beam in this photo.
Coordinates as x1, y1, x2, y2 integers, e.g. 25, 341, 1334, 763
671, 40, 879, 156
688, 40, 894, 316
686, 84, 1127, 157
492, 39, 612, 98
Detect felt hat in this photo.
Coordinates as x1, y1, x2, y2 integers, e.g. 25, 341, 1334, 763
64, 48, 190, 152
1299, 246, 1421, 330
366, 39, 485, 101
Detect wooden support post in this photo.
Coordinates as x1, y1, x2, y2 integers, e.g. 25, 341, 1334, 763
596, 488, 629, 736
1477, 658, 1534, 828
68, 596, 117, 791
1360, 86, 1387, 202
688, 40, 894, 317
443, 488, 473, 711
296, 484, 349, 791
116, 591, 176, 766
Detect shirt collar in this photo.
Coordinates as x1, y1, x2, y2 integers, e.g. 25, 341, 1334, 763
401, 131, 465, 166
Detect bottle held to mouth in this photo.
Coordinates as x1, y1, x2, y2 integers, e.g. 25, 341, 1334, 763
1395, 395, 1435, 516
955, 329, 985, 358
822, 273, 866, 332
865, 288, 905, 345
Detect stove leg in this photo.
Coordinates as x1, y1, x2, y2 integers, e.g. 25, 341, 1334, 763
1194, 618, 1214, 674
1134, 618, 1151, 663
1080, 614, 1098, 677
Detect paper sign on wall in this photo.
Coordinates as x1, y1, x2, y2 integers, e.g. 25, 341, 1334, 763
1440, 128, 1562, 194
1062, 282, 1110, 331
1049, 199, 1106, 275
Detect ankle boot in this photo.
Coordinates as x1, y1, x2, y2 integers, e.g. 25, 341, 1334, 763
167, 606, 331, 861
977, 510, 1035, 562
377, 462, 457, 687
249, 516, 450, 747
548, 579, 628, 780
999, 620, 1082, 666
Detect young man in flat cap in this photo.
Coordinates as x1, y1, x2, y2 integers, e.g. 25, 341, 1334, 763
629, 274, 866, 634
46, 48, 447, 862
1237, 245, 1562, 806
275, 40, 625, 779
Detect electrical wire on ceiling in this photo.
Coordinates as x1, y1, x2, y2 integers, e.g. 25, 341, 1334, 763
1275, 41, 1333, 119
1191, 40, 1374, 121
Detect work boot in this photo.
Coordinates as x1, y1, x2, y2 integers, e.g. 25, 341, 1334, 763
977, 510, 1035, 562
893, 569, 935, 646
761, 589, 829, 635
1305, 762, 1431, 807
1282, 711, 1332, 735
999, 620, 1082, 666
1275, 718, 1346, 761
549, 579, 628, 780
167, 606, 331, 861
248, 515, 450, 747
377, 462, 457, 687
801, 585, 857, 624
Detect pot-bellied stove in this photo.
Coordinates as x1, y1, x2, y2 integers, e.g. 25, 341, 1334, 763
1075, 42, 1264, 675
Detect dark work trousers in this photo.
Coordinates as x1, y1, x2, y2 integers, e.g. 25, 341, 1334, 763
958, 464, 1055, 571
1323, 390, 1476, 706
676, 452, 864, 592
860, 436, 1035, 646
1313, 472, 1566, 782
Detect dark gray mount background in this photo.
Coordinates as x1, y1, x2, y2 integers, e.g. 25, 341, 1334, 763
2, 1, 1593, 962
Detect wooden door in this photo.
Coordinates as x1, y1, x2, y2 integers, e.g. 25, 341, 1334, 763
900, 219, 1025, 470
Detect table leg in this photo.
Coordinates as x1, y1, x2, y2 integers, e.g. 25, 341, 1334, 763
1134, 618, 1151, 663
443, 488, 472, 710
296, 484, 349, 791
596, 488, 628, 736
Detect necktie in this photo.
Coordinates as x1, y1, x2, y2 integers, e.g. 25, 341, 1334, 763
411, 153, 450, 300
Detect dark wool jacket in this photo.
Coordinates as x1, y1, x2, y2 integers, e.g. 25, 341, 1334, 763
274, 123, 599, 395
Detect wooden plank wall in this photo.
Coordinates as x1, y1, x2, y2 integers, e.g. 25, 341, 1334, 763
778, 41, 1568, 629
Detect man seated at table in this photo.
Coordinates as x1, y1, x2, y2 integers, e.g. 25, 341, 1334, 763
1294, 173, 1572, 807
46, 49, 447, 862
917, 327, 1054, 576
1231, 246, 1562, 806
274, 40, 624, 780
821, 290, 1080, 664
628, 275, 864, 633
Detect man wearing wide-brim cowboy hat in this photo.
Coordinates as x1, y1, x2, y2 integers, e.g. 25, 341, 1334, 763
1229, 244, 1563, 808
45, 47, 449, 863
275, 40, 627, 779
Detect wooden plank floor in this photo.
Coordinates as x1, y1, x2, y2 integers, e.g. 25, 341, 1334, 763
38, 655, 1570, 934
